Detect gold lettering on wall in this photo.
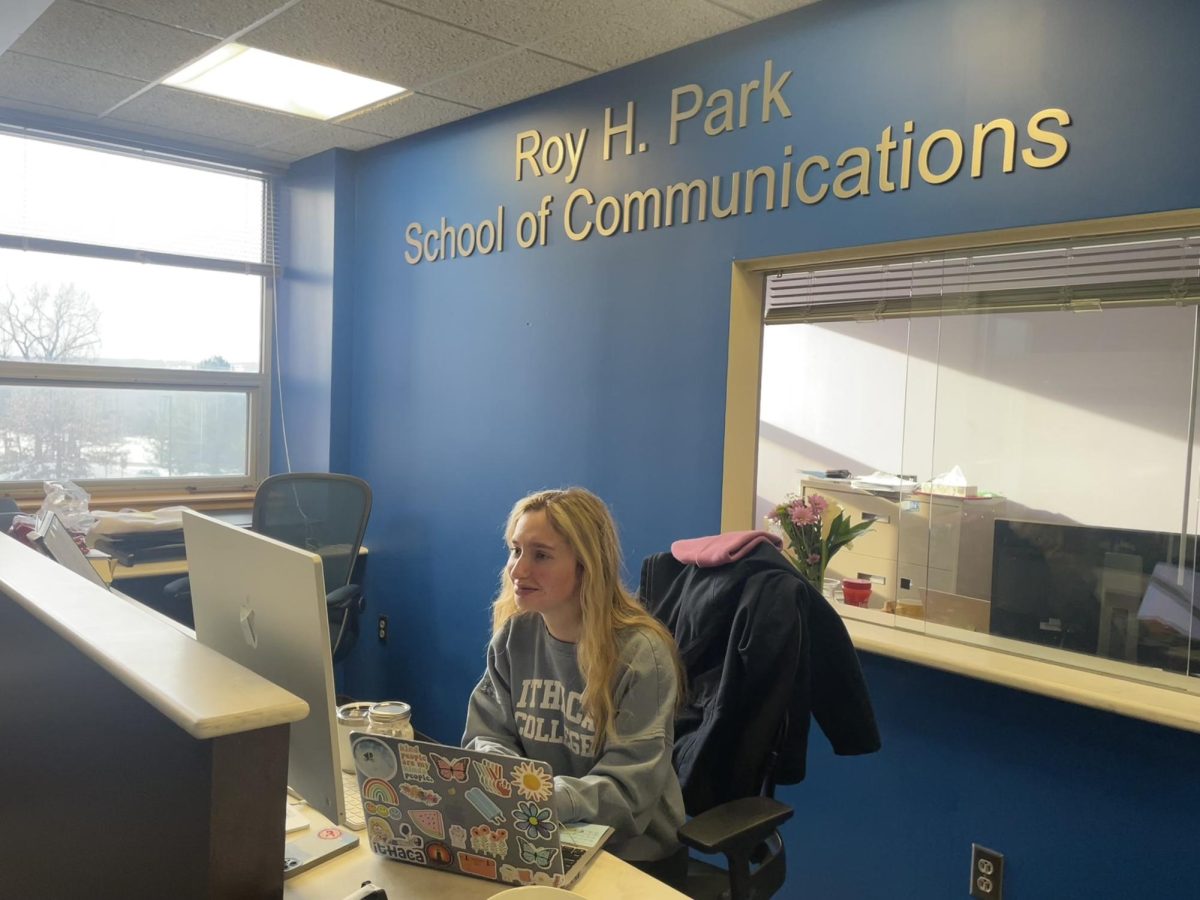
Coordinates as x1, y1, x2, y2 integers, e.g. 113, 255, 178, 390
404, 69, 1074, 264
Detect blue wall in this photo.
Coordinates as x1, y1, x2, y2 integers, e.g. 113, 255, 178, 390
281, 0, 1200, 895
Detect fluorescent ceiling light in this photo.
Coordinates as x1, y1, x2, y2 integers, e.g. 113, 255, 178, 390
165, 44, 404, 120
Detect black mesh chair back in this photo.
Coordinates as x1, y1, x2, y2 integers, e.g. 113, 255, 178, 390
253, 473, 372, 662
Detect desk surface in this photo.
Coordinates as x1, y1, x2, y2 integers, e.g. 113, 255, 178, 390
283, 802, 686, 900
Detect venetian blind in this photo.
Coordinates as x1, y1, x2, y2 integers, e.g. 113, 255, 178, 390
0, 124, 276, 272
764, 233, 1200, 324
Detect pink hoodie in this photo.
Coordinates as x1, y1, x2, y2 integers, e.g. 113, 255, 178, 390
670, 530, 783, 567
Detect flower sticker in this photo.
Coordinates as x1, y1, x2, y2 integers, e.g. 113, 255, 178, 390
512, 800, 558, 841
510, 760, 554, 802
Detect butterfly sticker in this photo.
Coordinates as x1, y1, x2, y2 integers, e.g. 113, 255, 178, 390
516, 835, 559, 870
429, 752, 470, 782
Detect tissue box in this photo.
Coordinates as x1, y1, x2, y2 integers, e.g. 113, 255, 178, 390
918, 482, 977, 497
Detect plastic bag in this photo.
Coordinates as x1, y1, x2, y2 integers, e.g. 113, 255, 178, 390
38, 479, 99, 535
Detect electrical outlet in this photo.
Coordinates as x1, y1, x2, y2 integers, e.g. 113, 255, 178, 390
377, 614, 388, 642
970, 844, 1004, 900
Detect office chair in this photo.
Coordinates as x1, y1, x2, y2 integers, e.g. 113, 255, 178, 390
641, 538, 881, 900
641, 555, 798, 900
0, 496, 19, 534
252, 472, 372, 663
166, 473, 372, 662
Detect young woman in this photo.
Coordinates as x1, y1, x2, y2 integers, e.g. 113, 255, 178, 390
462, 487, 686, 868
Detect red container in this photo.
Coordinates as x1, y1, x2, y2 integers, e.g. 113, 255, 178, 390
842, 578, 873, 607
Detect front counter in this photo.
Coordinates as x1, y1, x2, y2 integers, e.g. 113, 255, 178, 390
0, 533, 308, 898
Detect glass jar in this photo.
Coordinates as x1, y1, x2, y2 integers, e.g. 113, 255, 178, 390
336, 701, 374, 772
368, 701, 414, 740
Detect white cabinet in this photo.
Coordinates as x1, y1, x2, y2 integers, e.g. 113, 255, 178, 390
801, 479, 1002, 613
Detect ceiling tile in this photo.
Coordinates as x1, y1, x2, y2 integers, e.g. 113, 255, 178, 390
716, 0, 822, 20
243, 0, 515, 90
259, 122, 388, 158
10, 0, 218, 81
85, 0, 292, 39
382, 0, 626, 48
335, 91, 475, 140
422, 50, 592, 111
0, 52, 145, 115
107, 85, 311, 146
535, 0, 749, 71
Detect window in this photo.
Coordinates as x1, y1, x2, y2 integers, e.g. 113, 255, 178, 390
0, 129, 273, 493
744, 219, 1200, 692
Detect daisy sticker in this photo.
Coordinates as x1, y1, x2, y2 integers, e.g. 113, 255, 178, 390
512, 800, 558, 841
510, 760, 554, 802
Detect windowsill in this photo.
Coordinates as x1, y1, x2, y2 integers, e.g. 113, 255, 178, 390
843, 614, 1200, 734
12, 489, 254, 514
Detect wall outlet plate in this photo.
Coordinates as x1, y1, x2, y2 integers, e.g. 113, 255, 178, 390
970, 844, 1004, 899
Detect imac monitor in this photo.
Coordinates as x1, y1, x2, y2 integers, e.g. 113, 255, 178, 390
182, 510, 344, 826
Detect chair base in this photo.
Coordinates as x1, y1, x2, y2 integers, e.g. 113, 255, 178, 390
684, 858, 740, 900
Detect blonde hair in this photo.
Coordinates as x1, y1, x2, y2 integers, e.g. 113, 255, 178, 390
491, 487, 683, 752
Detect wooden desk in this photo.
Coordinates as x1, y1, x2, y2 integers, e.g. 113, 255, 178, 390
284, 803, 687, 900
87, 541, 367, 584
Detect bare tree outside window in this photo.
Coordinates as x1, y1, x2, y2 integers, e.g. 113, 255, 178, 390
0, 283, 125, 479
0, 283, 101, 361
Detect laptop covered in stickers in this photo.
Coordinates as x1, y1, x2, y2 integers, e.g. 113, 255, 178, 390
349, 733, 613, 888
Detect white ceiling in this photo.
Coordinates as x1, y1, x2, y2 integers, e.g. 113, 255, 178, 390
0, 0, 819, 168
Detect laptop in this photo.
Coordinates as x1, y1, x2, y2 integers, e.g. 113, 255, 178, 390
350, 734, 612, 889
31, 512, 134, 601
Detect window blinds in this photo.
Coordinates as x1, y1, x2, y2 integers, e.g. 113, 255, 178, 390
0, 125, 274, 271
764, 233, 1200, 324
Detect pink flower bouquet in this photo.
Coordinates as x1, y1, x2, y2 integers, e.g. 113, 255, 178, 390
766, 492, 874, 588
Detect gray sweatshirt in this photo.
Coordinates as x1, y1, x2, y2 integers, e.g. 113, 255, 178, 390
462, 612, 685, 861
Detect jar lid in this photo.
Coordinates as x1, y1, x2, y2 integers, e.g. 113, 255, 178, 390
336, 701, 374, 723
369, 701, 412, 721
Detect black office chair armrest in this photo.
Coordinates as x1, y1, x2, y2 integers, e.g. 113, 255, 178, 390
326, 583, 363, 611
678, 796, 794, 855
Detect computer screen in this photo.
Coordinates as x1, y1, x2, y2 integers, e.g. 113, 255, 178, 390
182, 510, 343, 825
990, 518, 1199, 671
35, 511, 111, 590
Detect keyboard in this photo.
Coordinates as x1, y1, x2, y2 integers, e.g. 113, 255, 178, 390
342, 770, 365, 830
561, 843, 586, 869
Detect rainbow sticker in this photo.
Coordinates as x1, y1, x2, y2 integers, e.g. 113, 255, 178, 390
362, 777, 400, 805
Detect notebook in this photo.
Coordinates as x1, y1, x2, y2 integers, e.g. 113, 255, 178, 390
350, 734, 612, 889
